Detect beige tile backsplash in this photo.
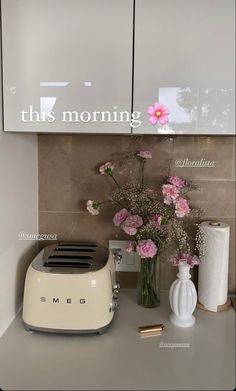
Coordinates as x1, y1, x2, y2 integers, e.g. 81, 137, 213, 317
38, 135, 235, 292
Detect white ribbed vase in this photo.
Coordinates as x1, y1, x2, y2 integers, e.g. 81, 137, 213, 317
169, 264, 197, 328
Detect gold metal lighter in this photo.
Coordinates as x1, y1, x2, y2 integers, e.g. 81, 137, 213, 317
138, 324, 165, 336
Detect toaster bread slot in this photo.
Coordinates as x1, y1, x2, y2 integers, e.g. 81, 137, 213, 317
36, 243, 109, 273
48, 254, 93, 259
44, 261, 91, 268
55, 247, 96, 252
44, 254, 93, 268
58, 243, 97, 248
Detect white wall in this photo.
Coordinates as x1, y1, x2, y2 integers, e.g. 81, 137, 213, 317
0, 27, 38, 337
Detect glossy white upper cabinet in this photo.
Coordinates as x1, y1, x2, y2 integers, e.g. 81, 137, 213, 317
133, 0, 235, 135
2, 0, 133, 133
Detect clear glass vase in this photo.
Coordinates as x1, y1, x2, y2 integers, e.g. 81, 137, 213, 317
137, 256, 160, 308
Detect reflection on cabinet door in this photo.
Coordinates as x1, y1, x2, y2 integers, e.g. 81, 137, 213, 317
2, 0, 133, 133
133, 0, 235, 135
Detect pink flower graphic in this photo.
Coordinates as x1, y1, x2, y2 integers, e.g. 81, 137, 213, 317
137, 150, 152, 159
136, 239, 157, 259
113, 208, 129, 226
175, 197, 191, 218
99, 161, 114, 175
162, 184, 180, 205
168, 176, 185, 189
121, 215, 143, 236
148, 102, 169, 125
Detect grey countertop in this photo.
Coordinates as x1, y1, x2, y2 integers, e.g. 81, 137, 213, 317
0, 290, 235, 390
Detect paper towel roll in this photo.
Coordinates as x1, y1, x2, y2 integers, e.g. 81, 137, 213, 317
198, 221, 230, 312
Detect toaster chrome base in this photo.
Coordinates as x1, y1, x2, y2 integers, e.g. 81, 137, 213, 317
23, 319, 113, 335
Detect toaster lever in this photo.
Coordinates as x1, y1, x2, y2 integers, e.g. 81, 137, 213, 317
112, 282, 120, 296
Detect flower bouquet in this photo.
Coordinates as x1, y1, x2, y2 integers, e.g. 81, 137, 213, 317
86, 150, 203, 308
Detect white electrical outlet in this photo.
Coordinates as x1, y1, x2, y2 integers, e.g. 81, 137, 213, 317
109, 240, 141, 272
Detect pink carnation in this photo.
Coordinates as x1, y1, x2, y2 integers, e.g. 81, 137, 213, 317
162, 184, 180, 205
137, 150, 152, 159
99, 161, 114, 175
136, 240, 157, 259
147, 102, 169, 125
121, 215, 143, 236
113, 209, 129, 226
182, 253, 200, 267
126, 241, 134, 254
168, 176, 185, 189
169, 253, 200, 268
150, 214, 162, 229
175, 197, 191, 218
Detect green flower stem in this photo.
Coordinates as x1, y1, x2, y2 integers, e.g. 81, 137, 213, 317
110, 174, 131, 209
138, 257, 160, 308
112, 200, 128, 209
99, 200, 112, 205
110, 174, 120, 189
100, 199, 127, 209
141, 160, 145, 186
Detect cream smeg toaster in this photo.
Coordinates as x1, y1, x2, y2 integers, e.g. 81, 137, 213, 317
23, 243, 119, 334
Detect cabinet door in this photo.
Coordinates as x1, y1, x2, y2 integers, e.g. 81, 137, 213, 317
133, 0, 235, 135
2, 0, 133, 133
